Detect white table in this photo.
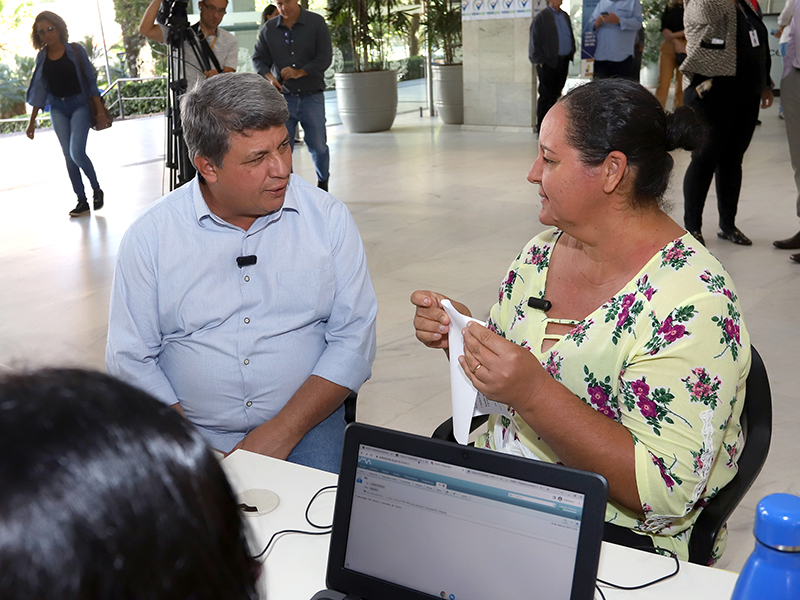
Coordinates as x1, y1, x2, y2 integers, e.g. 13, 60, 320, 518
221, 450, 740, 600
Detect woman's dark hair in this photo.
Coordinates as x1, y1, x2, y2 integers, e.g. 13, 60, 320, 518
559, 78, 705, 209
0, 369, 259, 600
262, 4, 277, 23
31, 11, 69, 50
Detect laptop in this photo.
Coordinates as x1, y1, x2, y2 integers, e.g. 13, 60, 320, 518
311, 423, 608, 600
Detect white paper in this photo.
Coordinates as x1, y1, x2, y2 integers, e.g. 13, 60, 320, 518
441, 300, 510, 445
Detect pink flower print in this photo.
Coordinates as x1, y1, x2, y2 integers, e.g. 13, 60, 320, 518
692, 381, 712, 399
587, 385, 609, 407
616, 308, 630, 328
630, 379, 650, 398
597, 405, 617, 419
664, 246, 684, 263
643, 287, 655, 301
699, 271, 711, 283
723, 318, 740, 344
723, 288, 733, 301
503, 271, 516, 286
529, 251, 543, 265
621, 293, 635, 310
637, 397, 657, 419
658, 316, 686, 343
651, 454, 675, 489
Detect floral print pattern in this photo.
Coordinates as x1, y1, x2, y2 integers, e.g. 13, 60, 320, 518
660, 238, 695, 270
477, 229, 748, 562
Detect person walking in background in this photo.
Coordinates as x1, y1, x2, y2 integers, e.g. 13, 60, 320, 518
25, 11, 108, 218
252, 0, 332, 191
774, 0, 800, 262
588, 0, 643, 80
529, 0, 575, 134
681, 0, 772, 247
655, 0, 685, 108
774, 0, 793, 119
262, 4, 277, 24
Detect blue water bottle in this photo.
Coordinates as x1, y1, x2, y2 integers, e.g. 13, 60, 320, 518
730, 493, 800, 600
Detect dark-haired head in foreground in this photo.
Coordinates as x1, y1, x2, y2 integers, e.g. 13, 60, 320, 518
0, 369, 258, 600
556, 77, 705, 209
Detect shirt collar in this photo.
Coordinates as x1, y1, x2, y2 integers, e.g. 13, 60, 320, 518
192, 174, 301, 230
278, 7, 306, 28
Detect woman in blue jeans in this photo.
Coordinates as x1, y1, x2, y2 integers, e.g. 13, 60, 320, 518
26, 11, 110, 218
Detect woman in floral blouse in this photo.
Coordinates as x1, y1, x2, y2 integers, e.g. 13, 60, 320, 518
411, 78, 750, 562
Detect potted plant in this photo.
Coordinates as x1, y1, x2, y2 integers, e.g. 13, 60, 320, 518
423, 0, 462, 124
329, 0, 408, 132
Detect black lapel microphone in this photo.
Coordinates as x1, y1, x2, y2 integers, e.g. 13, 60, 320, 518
527, 296, 552, 312
236, 255, 257, 268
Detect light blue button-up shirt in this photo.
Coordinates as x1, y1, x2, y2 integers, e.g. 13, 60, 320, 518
589, 0, 642, 62
106, 174, 377, 452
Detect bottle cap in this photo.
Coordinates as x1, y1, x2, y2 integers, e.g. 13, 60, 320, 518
754, 493, 800, 551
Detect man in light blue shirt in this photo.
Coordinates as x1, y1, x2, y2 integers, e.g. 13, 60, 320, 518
106, 72, 377, 473
589, 0, 642, 79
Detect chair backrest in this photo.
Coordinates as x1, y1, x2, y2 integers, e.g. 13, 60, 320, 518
687, 345, 773, 565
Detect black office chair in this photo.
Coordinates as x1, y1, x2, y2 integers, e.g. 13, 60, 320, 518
431, 345, 773, 566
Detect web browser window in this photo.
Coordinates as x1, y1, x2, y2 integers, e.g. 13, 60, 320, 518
343, 445, 586, 600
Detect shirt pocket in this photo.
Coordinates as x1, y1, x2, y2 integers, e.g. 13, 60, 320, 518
273, 267, 335, 325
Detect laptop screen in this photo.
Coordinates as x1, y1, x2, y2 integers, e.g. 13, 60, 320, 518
343, 444, 587, 600
324, 424, 607, 600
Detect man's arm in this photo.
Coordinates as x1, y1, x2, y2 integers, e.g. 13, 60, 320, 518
252, 25, 283, 89
230, 375, 349, 458
616, 0, 643, 31
139, 0, 165, 43
299, 15, 333, 80
106, 230, 180, 408
221, 29, 238, 73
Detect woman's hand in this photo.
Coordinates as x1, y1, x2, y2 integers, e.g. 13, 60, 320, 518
459, 321, 544, 411
26, 121, 35, 140
410, 290, 470, 350
95, 111, 112, 129
761, 88, 774, 109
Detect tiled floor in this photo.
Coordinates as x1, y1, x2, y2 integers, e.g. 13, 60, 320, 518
1, 89, 798, 573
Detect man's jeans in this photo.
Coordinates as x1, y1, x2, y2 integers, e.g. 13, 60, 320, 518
287, 403, 346, 473
284, 91, 330, 183
49, 94, 100, 199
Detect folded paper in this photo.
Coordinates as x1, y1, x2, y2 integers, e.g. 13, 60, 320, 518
441, 300, 510, 445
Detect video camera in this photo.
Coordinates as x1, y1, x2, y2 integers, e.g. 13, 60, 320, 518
157, 0, 191, 43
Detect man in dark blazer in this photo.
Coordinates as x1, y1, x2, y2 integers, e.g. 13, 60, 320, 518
529, 0, 576, 133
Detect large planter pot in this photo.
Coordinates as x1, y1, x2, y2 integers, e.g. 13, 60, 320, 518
641, 62, 659, 88
432, 63, 463, 125
334, 70, 398, 133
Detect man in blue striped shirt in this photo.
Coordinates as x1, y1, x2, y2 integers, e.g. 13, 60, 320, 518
106, 73, 377, 473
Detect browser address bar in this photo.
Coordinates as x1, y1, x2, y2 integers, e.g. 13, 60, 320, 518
508, 492, 557, 507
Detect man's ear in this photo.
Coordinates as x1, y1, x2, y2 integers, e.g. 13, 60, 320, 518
194, 155, 219, 183
601, 150, 628, 195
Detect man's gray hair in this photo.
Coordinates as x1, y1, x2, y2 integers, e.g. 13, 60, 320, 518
180, 72, 290, 167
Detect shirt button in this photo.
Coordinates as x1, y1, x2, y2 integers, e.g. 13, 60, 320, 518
246, 401, 253, 407
243, 358, 250, 365
244, 275, 250, 282
244, 317, 251, 324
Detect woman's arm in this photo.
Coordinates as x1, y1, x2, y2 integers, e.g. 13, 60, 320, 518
26, 107, 40, 140
460, 322, 642, 513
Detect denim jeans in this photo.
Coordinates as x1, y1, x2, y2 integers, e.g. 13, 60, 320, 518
49, 94, 100, 200
284, 91, 329, 182
286, 403, 346, 473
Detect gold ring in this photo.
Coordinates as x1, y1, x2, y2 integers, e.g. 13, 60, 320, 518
474, 364, 482, 374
